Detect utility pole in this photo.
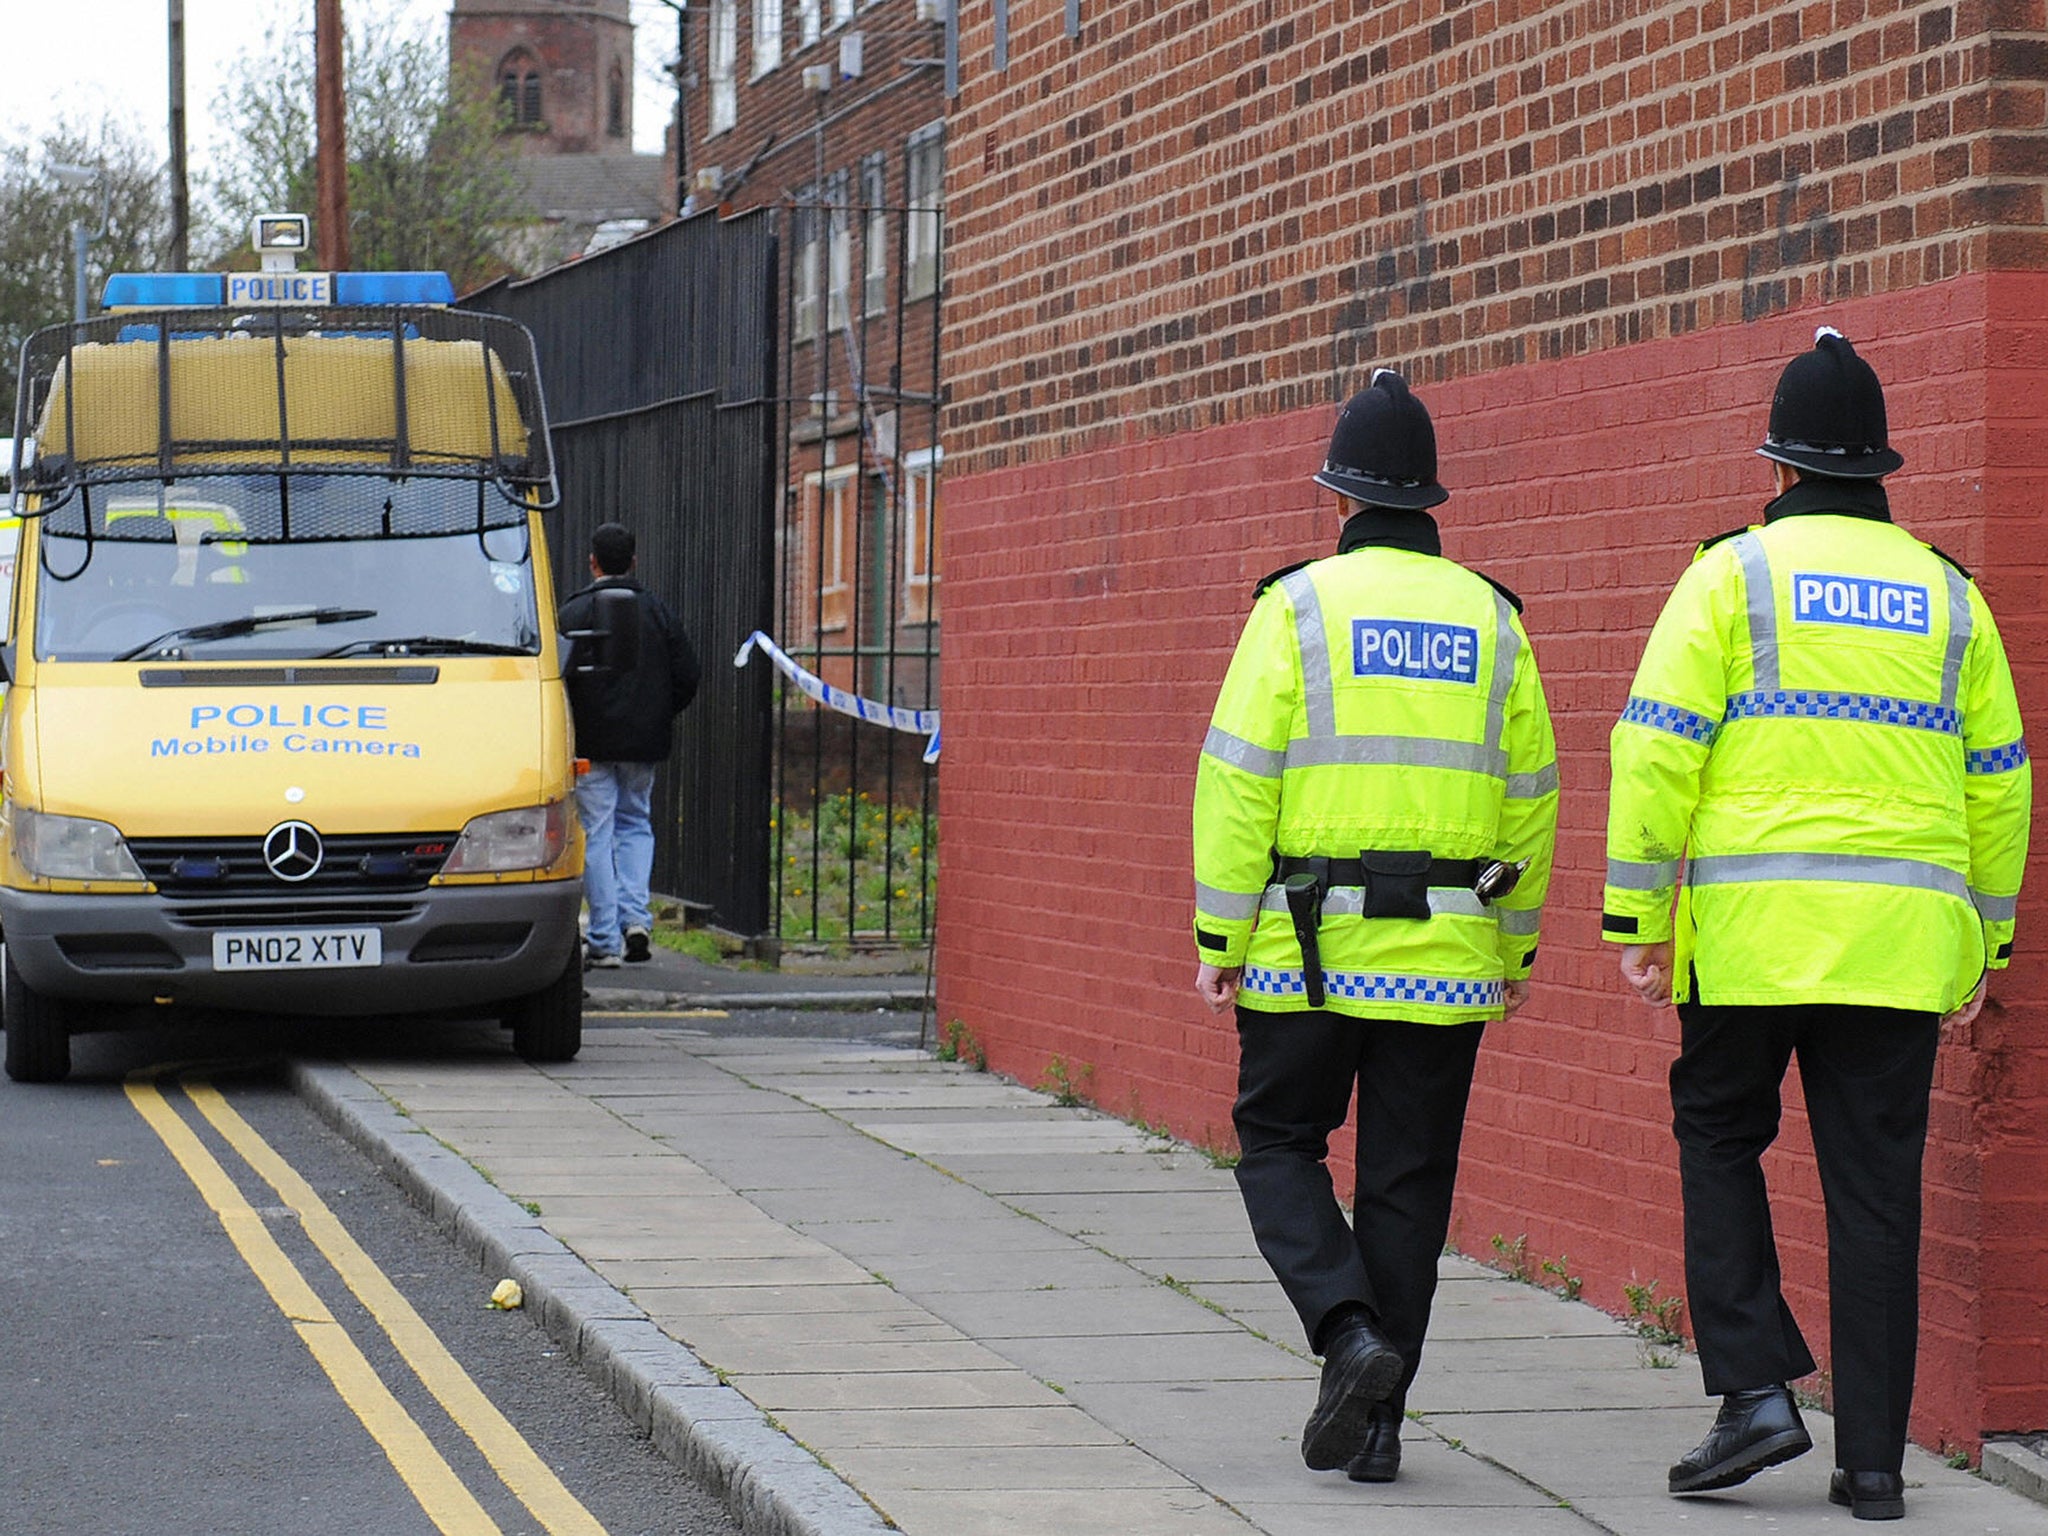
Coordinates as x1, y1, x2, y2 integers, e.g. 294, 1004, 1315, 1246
49, 163, 106, 323
652, 0, 689, 215
168, 0, 189, 270
314, 0, 350, 270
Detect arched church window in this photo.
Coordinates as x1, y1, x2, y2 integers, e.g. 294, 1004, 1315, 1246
607, 61, 626, 137
498, 49, 543, 127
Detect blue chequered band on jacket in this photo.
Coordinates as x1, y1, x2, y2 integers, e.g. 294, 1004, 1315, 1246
1723, 690, 1959, 735
1242, 967, 1504, 1007
1619, 696, 1719, 743
1967, 737, 2030, 774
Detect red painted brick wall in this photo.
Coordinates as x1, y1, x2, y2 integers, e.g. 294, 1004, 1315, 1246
935, 0, 2048, 1452
936, 279, 2048, 1450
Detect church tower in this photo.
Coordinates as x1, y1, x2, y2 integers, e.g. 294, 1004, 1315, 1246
449, 0, 635, 157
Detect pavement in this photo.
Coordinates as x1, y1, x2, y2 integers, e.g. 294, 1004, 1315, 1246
290, 947, 2048, 1536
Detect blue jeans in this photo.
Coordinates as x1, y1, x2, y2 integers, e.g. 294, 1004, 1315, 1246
577, 761, 657, 956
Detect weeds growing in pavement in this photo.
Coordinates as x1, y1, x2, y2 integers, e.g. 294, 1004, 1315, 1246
935, 1017, 987, 1071
1623, 1279, 1686, 1368
1490, 1232, 1535, 1283
1042, 1054, 1093, 1108
1540, 1254, 1584, 1301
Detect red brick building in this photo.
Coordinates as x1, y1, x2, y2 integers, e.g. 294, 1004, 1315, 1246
935, 0, 2048, 1453
449, 0, 670, 267
451, 0, 638, 156
685, 0, 950, 714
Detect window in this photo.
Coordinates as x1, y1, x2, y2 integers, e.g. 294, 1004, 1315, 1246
708, 0, 738, 135
905, 122, 943, 300
803, 463, 857, 632
792, 188, 820, 342
606, 62, 626, 137
825, 169, 852, 332
799, 0, 821, 47
861, 155, 887, 315
831, 0, 855, 25
902, 447, 940, 624
753, 0, 783, 76
498, 50, 543, 129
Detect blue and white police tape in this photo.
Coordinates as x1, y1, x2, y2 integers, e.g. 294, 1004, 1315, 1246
733, 630, 940, 763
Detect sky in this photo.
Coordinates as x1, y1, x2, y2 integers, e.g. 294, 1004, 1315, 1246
9, 0, 676, 168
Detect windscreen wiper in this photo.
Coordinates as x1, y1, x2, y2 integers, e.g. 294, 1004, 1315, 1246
317, 635, 536, 658
115, 607, 379, 661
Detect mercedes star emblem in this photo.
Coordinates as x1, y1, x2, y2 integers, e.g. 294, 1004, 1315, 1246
263, 820, 324, 882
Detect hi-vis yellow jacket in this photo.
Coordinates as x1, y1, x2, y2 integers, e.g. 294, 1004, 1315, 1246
1604, 506, 2031, 1011
1194, 539, 1559, 1023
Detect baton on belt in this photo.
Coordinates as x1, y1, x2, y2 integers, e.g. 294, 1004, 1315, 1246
1282, 871, 1327, 1007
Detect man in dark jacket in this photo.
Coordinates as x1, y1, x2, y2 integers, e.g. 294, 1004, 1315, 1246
557, 523, 701, 966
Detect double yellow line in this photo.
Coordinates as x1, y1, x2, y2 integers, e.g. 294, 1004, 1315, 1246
126, 1071, 608, 1536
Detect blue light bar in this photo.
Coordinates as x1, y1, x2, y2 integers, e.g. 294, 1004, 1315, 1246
335, 272, 456, 305
99, 270, 455, 309
102, 273, 225, 307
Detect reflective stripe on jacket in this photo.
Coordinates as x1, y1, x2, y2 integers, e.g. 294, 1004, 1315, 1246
1193, 544, 1559, 1022
1604, 512, 2031, 1011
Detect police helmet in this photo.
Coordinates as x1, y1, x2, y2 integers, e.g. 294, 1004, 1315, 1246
1757, 327, 1904, 479
1312, 369, 1449, 510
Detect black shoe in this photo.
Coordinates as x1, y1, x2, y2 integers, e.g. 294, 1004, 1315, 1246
1668, 1385, 1812, 1493
1345, 1401, 1403, 1483
624, 927, 652, 963
1302, 1319, 1404, 1471
1830, 1470, 1906, 1521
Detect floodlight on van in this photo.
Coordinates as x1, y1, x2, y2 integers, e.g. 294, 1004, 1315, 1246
252, 213, 311, 255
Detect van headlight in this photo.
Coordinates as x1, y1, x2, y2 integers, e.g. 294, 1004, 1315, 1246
440, 800, 571, 875
12, 807, 146, 882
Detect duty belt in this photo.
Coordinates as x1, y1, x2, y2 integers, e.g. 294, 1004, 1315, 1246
1272, 854, 1484, 890
1271, 850, 1525, 1010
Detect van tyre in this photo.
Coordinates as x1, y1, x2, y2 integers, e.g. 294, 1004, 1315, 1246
507, 946, 582, 1063
3, 947, 72, 1084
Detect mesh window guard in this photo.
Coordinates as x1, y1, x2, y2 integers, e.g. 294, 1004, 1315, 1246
12, 305, 558, 520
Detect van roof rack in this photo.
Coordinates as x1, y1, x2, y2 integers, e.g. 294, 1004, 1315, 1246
12, 304, 558, 512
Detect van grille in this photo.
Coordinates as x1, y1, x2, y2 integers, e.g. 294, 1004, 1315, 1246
166, 900, 425, 929
130, 833, 457, 895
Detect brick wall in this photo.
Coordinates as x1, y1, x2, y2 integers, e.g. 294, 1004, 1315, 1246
936, 0, 2048, 1451
943, 0, 2048, 475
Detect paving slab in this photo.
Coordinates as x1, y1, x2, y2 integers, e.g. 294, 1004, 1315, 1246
919, 1283, 1242, 1340
999, 1328, 1316, 1386
731, 1368, 1069, 1413
767, 1404, 1131, 1450
822, 1443, 1194, 1491
870, 1485, 1260, 1536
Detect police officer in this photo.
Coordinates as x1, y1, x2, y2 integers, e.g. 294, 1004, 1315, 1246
1194, 370, 1559, 1482
1605, 329, 2031, 1521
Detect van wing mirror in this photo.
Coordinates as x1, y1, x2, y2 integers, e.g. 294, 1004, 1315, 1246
567, 586, 641, 676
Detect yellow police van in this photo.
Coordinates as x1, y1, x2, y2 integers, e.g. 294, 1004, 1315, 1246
0, 217, 599, 1081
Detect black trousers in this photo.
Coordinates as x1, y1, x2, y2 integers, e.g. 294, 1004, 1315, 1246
1232, 1004, 1484, 1404
1671, 999, 1939, 1474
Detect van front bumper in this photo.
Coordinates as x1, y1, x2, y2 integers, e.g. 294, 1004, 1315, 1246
0, 880, 583, 1014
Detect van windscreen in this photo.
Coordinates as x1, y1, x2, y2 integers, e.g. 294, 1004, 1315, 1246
34, 476, 541, 663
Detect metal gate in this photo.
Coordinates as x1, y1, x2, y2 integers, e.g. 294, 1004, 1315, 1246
769, 194, 943, 950
457, 197, 939, 952
462, 211, 780, 936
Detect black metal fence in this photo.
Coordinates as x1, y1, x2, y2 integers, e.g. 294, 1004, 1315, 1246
455, 198, 938, 951
462, 211, 779, 936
